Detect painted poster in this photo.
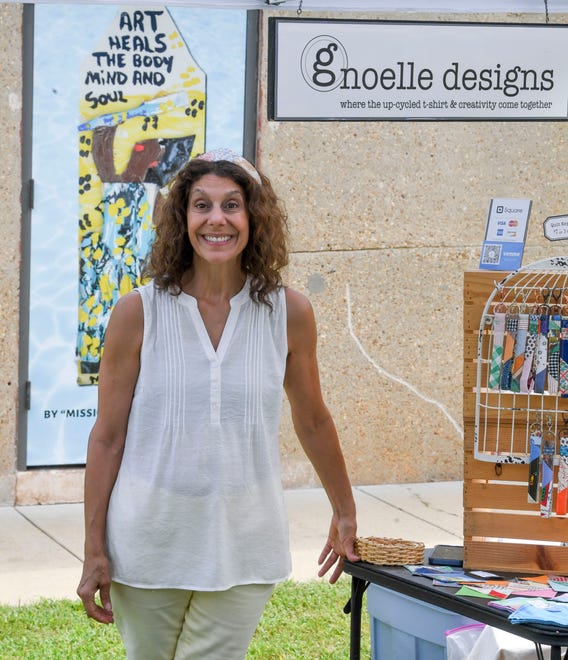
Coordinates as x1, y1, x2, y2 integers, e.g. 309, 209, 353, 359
77, 8, 205, 385
27, 5, 248, 465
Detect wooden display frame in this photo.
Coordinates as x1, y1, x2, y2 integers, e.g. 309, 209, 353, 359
464, 269, 568, 574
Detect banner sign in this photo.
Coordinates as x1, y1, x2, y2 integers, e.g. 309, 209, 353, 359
268, 18, 568, 121
479, 198, 531, 271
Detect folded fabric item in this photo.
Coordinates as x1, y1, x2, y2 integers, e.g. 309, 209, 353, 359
488, 596, 536, 613
509, 598, 568, 626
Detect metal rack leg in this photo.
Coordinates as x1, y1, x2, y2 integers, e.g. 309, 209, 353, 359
549, 644, 568, 660
344, 577, 368, 660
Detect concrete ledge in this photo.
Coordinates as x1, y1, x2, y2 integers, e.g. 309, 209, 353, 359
16, 468, 84, 505
0, 474, 16, 506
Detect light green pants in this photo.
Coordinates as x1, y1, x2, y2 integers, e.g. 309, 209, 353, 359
110, 581, 275, 660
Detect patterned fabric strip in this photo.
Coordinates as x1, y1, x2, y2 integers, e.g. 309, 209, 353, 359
557, 436, 568, 516
540, 436, 555, 518
520, 314, 539, 393
547, 315, 561, 394
528, 430, 542, 504
559, 318, 568, 397
510, 313, 528, 393
499, 312, 518, 391
489, 312, 506, 390
533, 313, 549, 394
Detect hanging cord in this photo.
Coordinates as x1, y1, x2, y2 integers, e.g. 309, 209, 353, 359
544, 0, 549, 23
297, 0, 303, 15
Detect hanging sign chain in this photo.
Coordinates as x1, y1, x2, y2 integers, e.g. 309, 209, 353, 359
544, 0, 549, 23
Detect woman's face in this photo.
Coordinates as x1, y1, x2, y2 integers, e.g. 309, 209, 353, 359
186, 173, 250, 267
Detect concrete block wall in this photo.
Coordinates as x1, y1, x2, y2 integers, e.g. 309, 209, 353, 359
0, 3, 23, 504
258, 11, 568, 487
1, 5, 568, 501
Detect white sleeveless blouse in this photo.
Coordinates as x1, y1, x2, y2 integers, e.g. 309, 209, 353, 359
106, 279, 292, 590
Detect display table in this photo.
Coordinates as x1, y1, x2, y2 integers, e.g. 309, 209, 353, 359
343, 559, 568, 660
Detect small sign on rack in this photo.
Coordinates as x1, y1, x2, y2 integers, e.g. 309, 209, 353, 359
479, 198, 531, 271
543, 215, 568, 241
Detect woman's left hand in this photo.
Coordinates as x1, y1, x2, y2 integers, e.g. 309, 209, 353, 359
317, 515, 359, 584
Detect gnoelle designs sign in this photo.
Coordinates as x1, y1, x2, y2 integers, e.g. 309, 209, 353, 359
268, 18, 568, 121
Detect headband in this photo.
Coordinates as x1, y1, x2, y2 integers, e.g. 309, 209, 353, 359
196, 148, 262, 186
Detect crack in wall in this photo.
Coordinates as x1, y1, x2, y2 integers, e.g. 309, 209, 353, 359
346, 283, 464, 440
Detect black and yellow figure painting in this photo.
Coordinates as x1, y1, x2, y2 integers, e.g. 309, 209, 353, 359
77, 8, 205, 385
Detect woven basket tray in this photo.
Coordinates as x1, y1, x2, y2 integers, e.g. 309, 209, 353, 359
354, 536, 425, 565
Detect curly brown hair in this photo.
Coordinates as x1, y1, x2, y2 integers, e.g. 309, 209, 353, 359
144, 158, 289, 307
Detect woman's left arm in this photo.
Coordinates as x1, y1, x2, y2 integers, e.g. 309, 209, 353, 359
283, 287, 359, 583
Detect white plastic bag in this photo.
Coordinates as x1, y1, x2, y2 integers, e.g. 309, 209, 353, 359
446, 623, 486, 660
446, 623, 551, 659
466, 625, 550, 659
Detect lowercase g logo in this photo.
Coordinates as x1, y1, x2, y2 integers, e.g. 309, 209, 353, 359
300, 35, 348, 92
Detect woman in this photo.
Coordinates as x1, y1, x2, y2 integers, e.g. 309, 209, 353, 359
77, 148, 358, 659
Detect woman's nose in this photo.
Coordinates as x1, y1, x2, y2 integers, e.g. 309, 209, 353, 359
207, 203, 226, 224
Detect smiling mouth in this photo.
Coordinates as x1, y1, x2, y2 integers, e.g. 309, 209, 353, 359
202, 234, 233, 244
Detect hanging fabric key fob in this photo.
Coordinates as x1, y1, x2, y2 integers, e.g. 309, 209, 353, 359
533, 309, 549, 394
489, 311, 506, 390
500, 309, 518, 391
559, 317, 568, 397
520, 313, 539, 393
540, 428, 555, 518
528, 426, 542, 505
547, 314, 561, 394
510, 312, 528, 393
557, 435, 568, 516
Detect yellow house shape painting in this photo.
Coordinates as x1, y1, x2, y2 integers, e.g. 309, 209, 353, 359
77, 7, 205, 385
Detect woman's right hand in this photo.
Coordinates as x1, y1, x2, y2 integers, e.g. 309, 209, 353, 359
77, 553, 114, 624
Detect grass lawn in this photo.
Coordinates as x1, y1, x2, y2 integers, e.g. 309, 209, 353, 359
0, 579, 370, 659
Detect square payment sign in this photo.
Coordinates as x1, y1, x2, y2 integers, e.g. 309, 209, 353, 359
480, 198, 531, 271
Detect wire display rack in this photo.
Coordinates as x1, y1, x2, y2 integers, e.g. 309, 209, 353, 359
475, 257, 568, 473
464, 264, 568, 572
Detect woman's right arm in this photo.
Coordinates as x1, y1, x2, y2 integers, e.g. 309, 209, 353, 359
76, 291, 143, 623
